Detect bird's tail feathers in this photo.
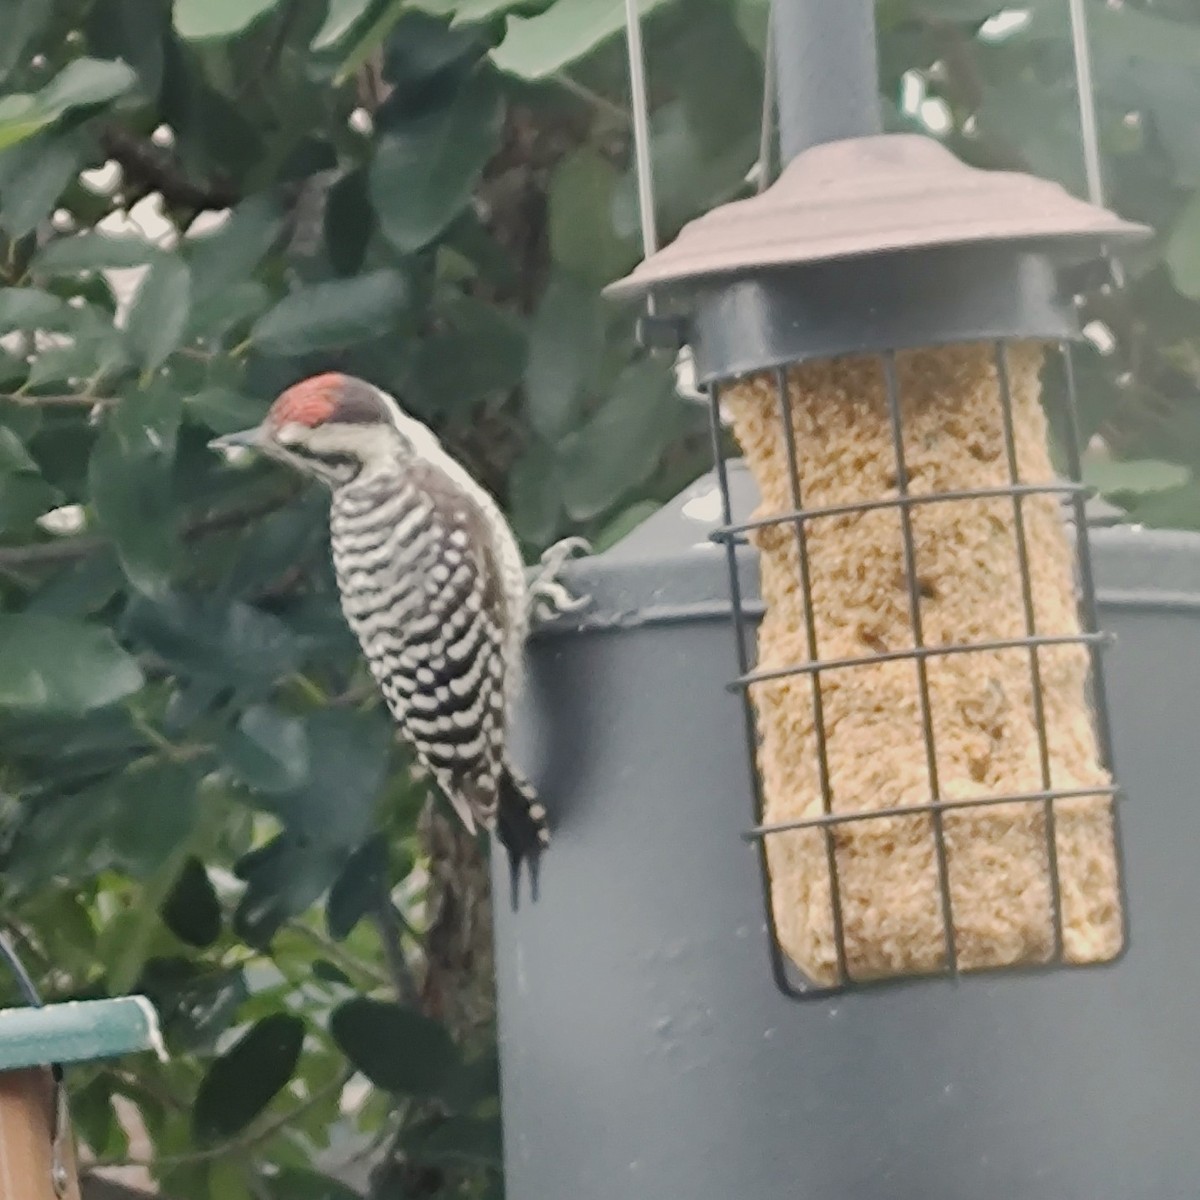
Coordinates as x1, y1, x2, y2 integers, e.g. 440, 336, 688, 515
495, 767, 549, 910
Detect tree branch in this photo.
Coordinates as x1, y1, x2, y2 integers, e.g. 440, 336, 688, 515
0, 392, 113, 408
372, 895, 420, 1008
81, 1177, 178, 1200
98, 126, 239, 213
0, 486, 300, 570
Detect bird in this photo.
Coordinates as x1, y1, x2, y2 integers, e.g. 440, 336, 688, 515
210, 372, 589, 903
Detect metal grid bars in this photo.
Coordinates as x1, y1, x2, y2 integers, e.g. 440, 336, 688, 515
707, 340, 1127, 999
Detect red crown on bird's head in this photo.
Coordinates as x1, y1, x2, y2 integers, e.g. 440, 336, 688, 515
267, 372, 347, 429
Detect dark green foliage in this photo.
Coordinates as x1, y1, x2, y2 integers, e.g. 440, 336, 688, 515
332, 997, 461, 1096
193, 1013, 306, 1141
0, 1, 1196, 1197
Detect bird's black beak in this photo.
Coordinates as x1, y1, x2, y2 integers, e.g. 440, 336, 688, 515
209, 427, 262, 453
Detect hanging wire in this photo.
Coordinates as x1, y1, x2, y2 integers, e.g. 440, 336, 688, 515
1066, 0, 1123, 286
756, 11, 776, 194
1066, 0, 1104, 209
0, 930, 43, 1008
623, 0, 659, 315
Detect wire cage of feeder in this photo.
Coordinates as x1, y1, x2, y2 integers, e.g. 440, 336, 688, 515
606, 0, 1151, 999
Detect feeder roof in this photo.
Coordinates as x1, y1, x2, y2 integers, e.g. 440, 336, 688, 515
604, 133, 1150, 300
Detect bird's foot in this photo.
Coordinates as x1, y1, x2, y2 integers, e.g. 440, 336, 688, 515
527, 536, 591, 624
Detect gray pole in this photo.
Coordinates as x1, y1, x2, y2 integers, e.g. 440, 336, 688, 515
771, 0, 881, 162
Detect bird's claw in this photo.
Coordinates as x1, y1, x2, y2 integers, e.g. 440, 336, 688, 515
538, 535, 591, 572
527, 537, 592, 625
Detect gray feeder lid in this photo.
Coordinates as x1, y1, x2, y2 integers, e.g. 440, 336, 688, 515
605, 133, 1151, 300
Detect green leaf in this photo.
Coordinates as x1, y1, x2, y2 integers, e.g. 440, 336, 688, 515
138, 958, 248, 1053
121, 592, 304, 692
593, 499, 660, 551
26, 330, 129, 390
33, 231, 164, 275
72, 1078, 122, 1162
449, 0, 535, 28
0, 59, 137, 152
331, 998, 459, 1095
85, 0, 168, 98
312, 0, 376, 48
556, 357, 677, 520
548, 149, 637, 283
27, 552, 125, 618
334, 0, 406, 84
507, 441, 562, 548
187, 281, 271, 341
1124, 482, 1200, 531
1082, 457, 1190, 496
233, 709, 391, 945
161, 856, 222, 948
1167, 190, 1200, 300
251, 269, 411, 355
0, 288, 71, 332
0, 0, 53, 84
491, 0, 671, 78
0, 473, 58, 537
29, 303, 127, 386
36, 56, 138, 112
265, 1169, 362, 1200
0, 614, 143, 714
207, 1156, 254, 1200
0, 131, 88, 240
324, 171, 373, 277
184, 387, 267, 434
174, 0, 283, 41
406, 1116, 503, 1167
88, 385, 182, 595
326, 834, 388, 941
0, 95, 48, 154
108, 760, 201, 879
125, 255, 192, 370
193, 1013, 305, 1142
0, 426, 37, 473
524, 272, 604, 441
187, 193, 287, 302
222, 491, 326, 597
408, 295, 526, 417
220, 705, 311, 794
370, 72, 503, 253
382, 12, 487, 94
438, 1045, 500, 1112
0, 58, 137, 152
612, 100, 756, 239
312, 961, 353, 987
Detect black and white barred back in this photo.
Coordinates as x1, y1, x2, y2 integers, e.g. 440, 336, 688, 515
328, 460, 548, 899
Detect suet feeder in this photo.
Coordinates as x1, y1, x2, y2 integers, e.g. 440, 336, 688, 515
490, 0, 1200, 1198
607, 0, 1148, 996
0, 939, 163, 1199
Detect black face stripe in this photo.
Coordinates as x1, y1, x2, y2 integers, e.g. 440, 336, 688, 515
278, 440, 360, 478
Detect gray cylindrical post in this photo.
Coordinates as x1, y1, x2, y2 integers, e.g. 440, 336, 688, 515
771, 0, 881, 161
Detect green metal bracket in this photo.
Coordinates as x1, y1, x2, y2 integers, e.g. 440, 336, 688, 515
0, 997, 165, 1073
